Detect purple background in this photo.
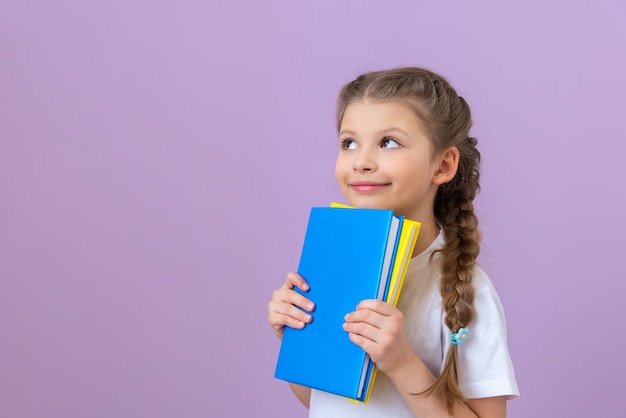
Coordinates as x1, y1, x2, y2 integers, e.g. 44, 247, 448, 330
1, 1, 625, 417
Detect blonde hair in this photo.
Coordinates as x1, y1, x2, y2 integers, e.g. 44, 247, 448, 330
337, 67, 481, 412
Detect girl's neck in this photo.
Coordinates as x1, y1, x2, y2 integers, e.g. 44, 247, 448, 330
412, 220, 440, 257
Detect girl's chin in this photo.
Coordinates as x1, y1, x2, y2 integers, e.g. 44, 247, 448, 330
345, 199, 394, 211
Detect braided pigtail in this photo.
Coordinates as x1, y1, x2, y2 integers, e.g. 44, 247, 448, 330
337, 68, 482, 413
424, 135, 481, 412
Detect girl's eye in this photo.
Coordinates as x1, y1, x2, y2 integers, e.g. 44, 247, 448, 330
340, 139, 358, 150
381, 137, 400, 148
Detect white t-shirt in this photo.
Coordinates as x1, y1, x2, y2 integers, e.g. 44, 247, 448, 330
309, 231, 519, 418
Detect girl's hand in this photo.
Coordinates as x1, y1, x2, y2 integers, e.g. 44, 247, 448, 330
343, 299, 414, 375
268, 272, 315, 340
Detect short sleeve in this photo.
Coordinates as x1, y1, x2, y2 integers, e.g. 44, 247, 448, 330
442, 269, 520, 399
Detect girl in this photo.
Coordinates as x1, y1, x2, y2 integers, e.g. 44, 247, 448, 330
268, 67, 519, 417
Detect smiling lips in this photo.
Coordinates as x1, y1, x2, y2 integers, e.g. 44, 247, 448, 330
350, 181, 391, 192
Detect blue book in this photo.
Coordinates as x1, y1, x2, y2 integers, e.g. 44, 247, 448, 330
274, 207, 402, 401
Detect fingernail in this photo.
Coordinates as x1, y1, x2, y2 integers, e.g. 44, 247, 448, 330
304, 314, 312, 323
307, 302, 315, 311
302, 283, 310, 291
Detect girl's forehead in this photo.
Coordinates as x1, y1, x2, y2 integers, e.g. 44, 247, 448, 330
339, 100, 433, 145
341, 100, 424, 128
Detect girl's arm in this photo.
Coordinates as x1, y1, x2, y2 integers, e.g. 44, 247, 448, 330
289, 383, 312, 408
384, 349, 506, 417
268, 272, 315, 408
343, 300, 506, 417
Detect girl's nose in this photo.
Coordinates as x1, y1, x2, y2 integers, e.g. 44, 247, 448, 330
353, 149, 377, 173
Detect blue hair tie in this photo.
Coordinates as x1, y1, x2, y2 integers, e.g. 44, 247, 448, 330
451, 328, 469, 345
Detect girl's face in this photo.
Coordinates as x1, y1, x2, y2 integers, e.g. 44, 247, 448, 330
335, 100, 441, 222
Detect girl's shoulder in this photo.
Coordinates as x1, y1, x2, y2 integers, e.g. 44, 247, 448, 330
472, 264, 502, 299
470, 266, 512, 329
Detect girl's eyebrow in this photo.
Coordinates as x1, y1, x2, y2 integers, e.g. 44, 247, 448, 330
339, 127, 409, 137
379, 127, 410, 137
339, 129, 357, 137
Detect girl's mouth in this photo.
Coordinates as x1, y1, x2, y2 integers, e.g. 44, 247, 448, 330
350, 182, 391, 192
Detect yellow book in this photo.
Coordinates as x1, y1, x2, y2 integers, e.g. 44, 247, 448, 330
330, 202, 421, 403
385, 218, 421, 306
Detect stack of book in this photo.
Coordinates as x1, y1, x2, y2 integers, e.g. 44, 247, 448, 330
274, 203, 421, 403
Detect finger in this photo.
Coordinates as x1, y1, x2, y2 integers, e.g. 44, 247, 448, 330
343, 321, 382, 351
269, 311, 310, 331
285, 271, 310, 292
273, 287, 315, 312
347, 330, 379, 354
268, 300, 313, 326
344, 308, 387, 329
356, 299, 395, 314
